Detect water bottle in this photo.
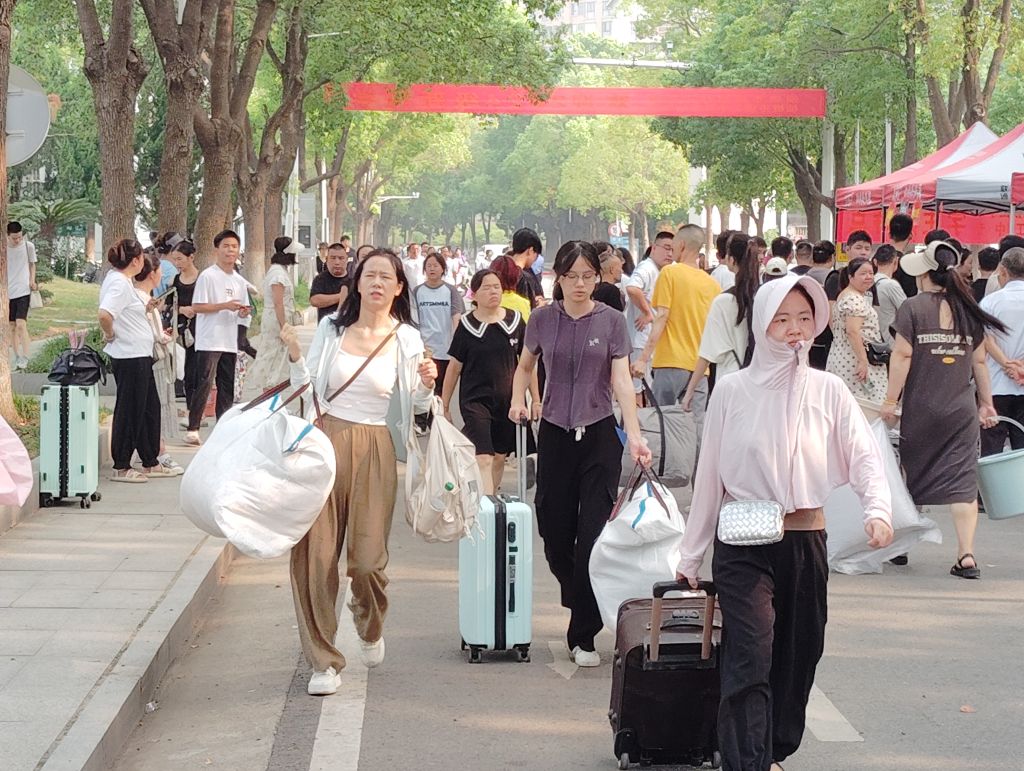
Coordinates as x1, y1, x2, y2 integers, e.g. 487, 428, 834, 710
430, 482, 456, 512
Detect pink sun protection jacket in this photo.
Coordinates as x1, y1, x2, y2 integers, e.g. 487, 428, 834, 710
677, 274, 893, 579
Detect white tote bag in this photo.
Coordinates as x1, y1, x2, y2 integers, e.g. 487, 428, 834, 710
179, 382, 336, 559
405, 396, 483, 543
590, 465, 686, 630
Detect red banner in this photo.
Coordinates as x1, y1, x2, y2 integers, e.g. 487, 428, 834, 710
331, 83, 827, 118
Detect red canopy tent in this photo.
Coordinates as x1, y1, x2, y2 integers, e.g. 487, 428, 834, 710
1011, 172, 1024, 235
835, 123, 997, 242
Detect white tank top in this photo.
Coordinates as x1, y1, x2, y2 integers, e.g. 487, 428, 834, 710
325, 330, 398, 425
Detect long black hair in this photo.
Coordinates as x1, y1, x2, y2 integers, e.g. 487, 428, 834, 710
926, 242, 1006, 337
551, 240, 600, 302
271, 236, 297, 266
725, 233, 758, 326
331, 248, 414, 330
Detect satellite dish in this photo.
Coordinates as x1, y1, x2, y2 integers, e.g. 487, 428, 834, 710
6, 65, 51, 167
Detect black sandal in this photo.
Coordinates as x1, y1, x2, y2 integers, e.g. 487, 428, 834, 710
950, 553, 981, 580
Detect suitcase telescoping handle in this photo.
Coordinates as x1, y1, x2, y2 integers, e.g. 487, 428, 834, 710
648, 580, 717, 664
516, 418, 529, 501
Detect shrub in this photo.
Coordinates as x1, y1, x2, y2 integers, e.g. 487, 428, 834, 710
13, 394, 40, 458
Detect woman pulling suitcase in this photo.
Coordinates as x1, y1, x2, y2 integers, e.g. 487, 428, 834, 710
510, 240, 651, 668
281, 249, 436, 696
676, 274, 894, 770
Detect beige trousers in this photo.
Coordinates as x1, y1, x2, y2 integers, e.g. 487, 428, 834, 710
290, 415, 397, 672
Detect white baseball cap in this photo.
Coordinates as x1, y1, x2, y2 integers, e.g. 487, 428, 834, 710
899, 240, 959, 277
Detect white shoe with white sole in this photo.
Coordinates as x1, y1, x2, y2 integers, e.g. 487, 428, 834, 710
570, 646, 600, 667
359, 637, 385, 668
307, 666, 342, 695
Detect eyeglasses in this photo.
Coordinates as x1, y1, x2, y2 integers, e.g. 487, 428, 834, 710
561, 272, 598, 283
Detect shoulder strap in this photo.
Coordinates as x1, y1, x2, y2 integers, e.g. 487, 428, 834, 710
324, 324, 399, 404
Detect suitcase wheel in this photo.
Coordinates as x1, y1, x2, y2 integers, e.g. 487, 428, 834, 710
91, 492, 102, 502
40, 494, 54, 508
80, 497, 90, 509
617, 753, 630, 770
468, 647, 483, 664
514, 644, 530, 663
460, 638, 467, 651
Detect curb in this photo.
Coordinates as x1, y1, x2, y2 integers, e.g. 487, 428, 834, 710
39, 540, 237, 771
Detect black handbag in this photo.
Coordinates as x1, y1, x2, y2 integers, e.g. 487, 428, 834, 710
865, 340, 891, 366
47, 346, 108, 386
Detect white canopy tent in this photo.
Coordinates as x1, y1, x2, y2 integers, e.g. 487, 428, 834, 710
931, 122, 1024, 213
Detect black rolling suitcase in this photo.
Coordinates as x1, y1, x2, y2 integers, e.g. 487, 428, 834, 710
609, 580, 722, 769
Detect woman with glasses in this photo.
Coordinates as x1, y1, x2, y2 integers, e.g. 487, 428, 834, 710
510, 240, 651, 668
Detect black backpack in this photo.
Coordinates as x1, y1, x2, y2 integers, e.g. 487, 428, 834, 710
48, 346, 108, 386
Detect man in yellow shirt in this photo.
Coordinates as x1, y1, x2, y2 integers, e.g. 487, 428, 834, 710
632, 223, 720, 434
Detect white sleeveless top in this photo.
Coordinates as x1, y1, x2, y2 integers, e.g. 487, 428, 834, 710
325, 330, 398, 424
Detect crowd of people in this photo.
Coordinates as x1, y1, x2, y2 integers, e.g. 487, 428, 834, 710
82, 213, 1024, 770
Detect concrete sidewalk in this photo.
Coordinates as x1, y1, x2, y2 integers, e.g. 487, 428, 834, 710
0, 324, 318, 771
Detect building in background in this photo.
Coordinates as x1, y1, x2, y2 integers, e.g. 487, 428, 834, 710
539, 1, 647, 44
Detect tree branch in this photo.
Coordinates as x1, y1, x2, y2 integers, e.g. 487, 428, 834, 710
229, 0, 278, 120
106, 0, 136, 66
73, 0, 105, 55
982, 0, 1013, 106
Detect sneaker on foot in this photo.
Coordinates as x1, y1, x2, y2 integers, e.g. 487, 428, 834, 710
359, 637, 385, 668
570, 646, 600, 667
14, 356, 28, 370
183, 431, 202, 447
157, 454, 184, 476
307, 666, 341, 696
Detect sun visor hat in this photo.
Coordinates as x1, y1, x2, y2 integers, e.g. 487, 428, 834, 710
899, 240, 959, 277
283, 238, 303, 255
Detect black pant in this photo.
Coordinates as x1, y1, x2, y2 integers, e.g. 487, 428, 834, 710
432, 358, 449, 397
182, 344, 199, 407
110, 356, 161, 470
188, 350, 237, 430
712, 531, 828, 770
535, 416, 621, 651
980, 394, 1024, 456
237, 325, 257, 358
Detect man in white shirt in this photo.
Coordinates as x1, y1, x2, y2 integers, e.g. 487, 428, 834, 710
708, 230, 735, 290
980, 247, 1024, 457
184, 229, 251, 445
6, 221, 38, 369
625, 230, 675, 404
870, 244, 907, 345
402, 242, 423, 289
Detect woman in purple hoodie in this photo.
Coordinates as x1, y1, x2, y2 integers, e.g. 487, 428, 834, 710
510, 240, 651, 668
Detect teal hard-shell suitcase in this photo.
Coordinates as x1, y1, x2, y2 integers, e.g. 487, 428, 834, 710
458, 422, 532, 663
39, 385, 101, 508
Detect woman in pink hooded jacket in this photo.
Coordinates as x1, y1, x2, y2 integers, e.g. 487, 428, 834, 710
678, 274, 894, 771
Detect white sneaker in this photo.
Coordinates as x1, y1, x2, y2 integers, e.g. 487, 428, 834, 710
359, 637, 385, 668
14, 356, 28, 370
570, 646, 600, 667
183, 431, 202, 447
307, 666, 341, 695
157, 454, 184, 475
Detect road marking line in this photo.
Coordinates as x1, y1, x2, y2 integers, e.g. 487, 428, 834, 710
308, 582, 368, 771
806, 685, 862, 742
546, 640, 579, 680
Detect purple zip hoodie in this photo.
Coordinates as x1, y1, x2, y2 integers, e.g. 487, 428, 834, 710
524, 301, 631, 432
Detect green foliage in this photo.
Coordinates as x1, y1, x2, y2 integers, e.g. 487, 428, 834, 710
24, 327, 109, 374
12, 394, 41, 459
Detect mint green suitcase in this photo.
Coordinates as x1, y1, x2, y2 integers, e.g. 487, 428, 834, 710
39, 385, 101, 508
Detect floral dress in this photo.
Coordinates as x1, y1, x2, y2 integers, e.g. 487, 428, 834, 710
247, 264, 295, 394
826, 289, 887, 403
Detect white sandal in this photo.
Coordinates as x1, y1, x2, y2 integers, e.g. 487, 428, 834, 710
110, 469, 148, 483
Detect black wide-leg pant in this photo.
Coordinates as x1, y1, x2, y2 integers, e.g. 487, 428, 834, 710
535, 416, 621, 652
712, 530, 828, 771
110, 356, 161, 470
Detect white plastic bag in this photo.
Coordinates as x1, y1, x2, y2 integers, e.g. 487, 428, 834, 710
590, 466, 685, 630
179, 388, 336, 559
825, 418, 942, 574
405, 397, 483, 543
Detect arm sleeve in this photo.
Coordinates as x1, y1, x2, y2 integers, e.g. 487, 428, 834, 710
193, 273, 211, 304
447, 324, 467, 361
651, 268, 673, 310
677, 385, 728, 579
893, 301, 914, 343
27, 242, 37, 263
451, 286, 466, 315
609, 312, 631, 359
524, 312, 543, 355
836, 388, 893, 527
99, 279, 131, 318
697, 296, 735, 365
266, 269, 286, 287
309, 275, 325, 297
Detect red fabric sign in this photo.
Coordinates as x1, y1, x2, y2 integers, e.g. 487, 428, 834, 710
836, 208, 1023, 244
331, 83, 827, 119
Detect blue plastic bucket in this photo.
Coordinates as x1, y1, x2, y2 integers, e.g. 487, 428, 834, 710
977, 417, 1024, 521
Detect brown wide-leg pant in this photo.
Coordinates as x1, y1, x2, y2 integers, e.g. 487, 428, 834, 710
290, 415, 398, 672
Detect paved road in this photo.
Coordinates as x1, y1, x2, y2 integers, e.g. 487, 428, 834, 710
111, 458, 1024, 771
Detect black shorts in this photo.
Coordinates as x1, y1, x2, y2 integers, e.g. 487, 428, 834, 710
460, 401, 515, 456
8, 294, 29, 322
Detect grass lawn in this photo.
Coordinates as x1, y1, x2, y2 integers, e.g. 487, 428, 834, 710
28, 278, 100, 340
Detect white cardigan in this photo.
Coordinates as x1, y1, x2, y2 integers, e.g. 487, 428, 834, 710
288, 315, 433, 462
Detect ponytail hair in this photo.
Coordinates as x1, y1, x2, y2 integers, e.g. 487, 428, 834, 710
725, 233, 758, 327
926, 247, 1007, 336
838, 257, 873, 291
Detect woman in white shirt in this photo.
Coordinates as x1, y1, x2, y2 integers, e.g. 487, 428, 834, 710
677, 274, 893, 771
248, 236, 298, 393
681, 233, 759, 411
281, 249, 436, 697
97, 239, 164, 483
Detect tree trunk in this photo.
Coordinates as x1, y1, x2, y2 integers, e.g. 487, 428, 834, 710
482, 213, 492, 242
75, 0, 150, 262
237, 181, 268, 285
902, 27, 918, 167
0, 0, 16, 424
157, 77, 203, 233
85, 221, 96, 264
193, 129, 239, 263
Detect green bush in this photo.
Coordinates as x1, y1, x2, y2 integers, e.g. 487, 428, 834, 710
24, 326, 111, 374
13, 393, 40, 458
35, 259, 55, 284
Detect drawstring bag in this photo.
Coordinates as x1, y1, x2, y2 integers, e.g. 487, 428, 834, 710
405, 396, 483, 543
589, 464, 685, 630
179, 381, 336, 559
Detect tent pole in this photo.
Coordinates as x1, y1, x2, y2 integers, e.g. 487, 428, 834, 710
1011, 204, 1017, 236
